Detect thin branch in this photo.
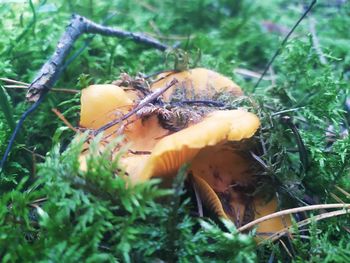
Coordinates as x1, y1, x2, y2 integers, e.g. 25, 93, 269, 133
271, 108, 303, 117
250, 151, 269, 170
173, 99, 225, 107
259, 209, 349, 244
0, 78, 29, 85
4, 85, 28, 89
330, 192, 345, 204
93, 79, 178, 136
281, 116, 309, 174
51, 108, 79, 133
0, 91, 47, 172
335, 185, 350, 199
237, 203, 350, 232
20, 146, 46, 160
234, 68, 272, 80
4, 85, 79, 94
253, 0, 317, 92
279, 239, 294, 259
27, 14, 169, 102
29, 197, 48, 204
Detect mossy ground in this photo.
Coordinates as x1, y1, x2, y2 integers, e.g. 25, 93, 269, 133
0, 1, 349, 262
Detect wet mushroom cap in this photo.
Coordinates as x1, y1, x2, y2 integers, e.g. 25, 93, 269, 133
80, 84, 133, 131
79, 84, 169, 177
151, 68, 243, 101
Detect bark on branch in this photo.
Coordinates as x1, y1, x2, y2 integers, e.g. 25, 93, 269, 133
26, 14, 169, 102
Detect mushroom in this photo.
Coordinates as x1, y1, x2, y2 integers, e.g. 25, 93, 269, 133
78, 70, 291, 239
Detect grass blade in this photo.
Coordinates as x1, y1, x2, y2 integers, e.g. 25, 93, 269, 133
0, 85, 15, 131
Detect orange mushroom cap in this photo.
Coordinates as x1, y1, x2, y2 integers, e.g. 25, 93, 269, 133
151, 68, 243, 101
80, 84, 133, 130
78, 84, 168, 178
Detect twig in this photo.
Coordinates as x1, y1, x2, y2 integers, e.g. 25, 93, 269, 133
4, 85, 79, 94
234, 68, 272, 80
259, 209, 349, 244
174, 99, 225, 107
128, 149, 151, 155
253, 0, 317, 92
52, 108, 79, 133
237, 203, 350, 233
330, 192, 345, 204
271, 108, 303, 117
29, 197, 48, 204
93, 79, 178, 136
0, 91, 47, 172
309, 16, 327, 65
20, 146, 46, 160
4, 85, 28, 89
335, 185, 350, 199
148, 32, 196, 41
27, 14, 169, 102
250, 151, 269, 170
0, 78, 29, 85
268, 66, 276, 86
279, 239, 294, 259
281, 116, 309, 174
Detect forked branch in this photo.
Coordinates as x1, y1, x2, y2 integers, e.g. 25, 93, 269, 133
27, 14, 169, 102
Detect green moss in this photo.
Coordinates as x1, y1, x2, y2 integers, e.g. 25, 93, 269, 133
0, 0, 349, 261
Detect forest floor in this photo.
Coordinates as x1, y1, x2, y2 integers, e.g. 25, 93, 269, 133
0, 1, 349, 262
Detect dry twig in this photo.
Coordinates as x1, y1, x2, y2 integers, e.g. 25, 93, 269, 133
238, 203, 350, 233
253, 0, 317, 91
51, 108, 79, 133
259, 209, 350, 244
